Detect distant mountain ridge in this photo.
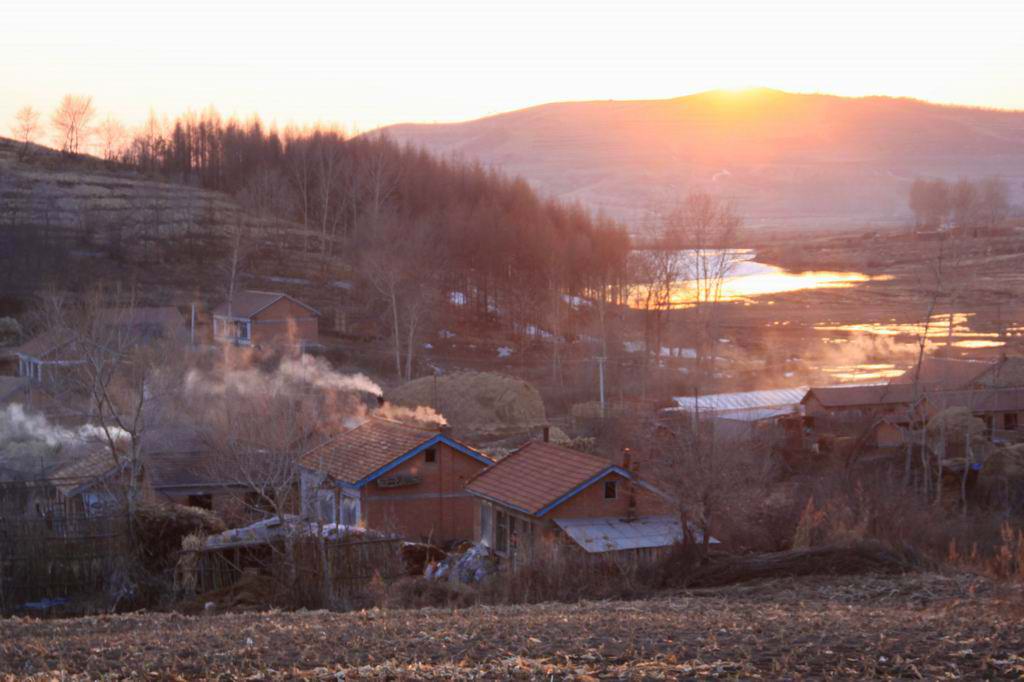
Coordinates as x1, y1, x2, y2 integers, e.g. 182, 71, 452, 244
381, 88, 1024, 229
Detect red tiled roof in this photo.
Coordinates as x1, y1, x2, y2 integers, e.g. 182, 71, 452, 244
803, 383, 920, 409
299, 417, 444, 485
466, 441, 618, 516
50, 447, 124, 496
212, 291, 318, 319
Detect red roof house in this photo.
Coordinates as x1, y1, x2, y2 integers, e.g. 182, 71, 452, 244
298, 417, 493, 543
465, 440, 677, 560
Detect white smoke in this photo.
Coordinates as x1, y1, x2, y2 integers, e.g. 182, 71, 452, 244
0, 404, 128, 449
374, 402, 447, 427
185, 353, 382, 399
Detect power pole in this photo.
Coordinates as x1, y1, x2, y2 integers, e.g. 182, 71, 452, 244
597, 356, 607, 418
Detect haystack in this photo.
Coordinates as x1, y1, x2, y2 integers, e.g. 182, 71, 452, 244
388, 371, 546, 436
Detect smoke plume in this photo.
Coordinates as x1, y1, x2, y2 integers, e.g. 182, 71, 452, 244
0, 404, 128, 449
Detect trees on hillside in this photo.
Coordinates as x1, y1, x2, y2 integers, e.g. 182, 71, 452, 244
11, 106, 43, 158
51, 95, 97, 155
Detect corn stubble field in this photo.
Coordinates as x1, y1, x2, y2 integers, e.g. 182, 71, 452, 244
2, 573, 1022, 679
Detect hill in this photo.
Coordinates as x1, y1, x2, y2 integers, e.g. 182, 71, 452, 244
382, 88, 1024, 228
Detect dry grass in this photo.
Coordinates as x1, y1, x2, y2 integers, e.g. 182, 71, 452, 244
2, 572, 1021, 679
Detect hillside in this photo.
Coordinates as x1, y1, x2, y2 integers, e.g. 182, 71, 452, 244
2, 573, 1020, 678
383, 88, 1024, 228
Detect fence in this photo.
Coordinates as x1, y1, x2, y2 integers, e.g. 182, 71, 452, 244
190, 534, 404, 605
0, 513, 129, 615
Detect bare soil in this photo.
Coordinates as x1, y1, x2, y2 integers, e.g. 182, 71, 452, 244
2, 572, 1022, 679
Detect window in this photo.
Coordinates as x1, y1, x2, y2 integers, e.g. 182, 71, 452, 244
1005, 413, 1019, 431
479, 504, 492, 547
423, 447, 437, 464
232, 320, 251, 343
495, 510, 509, 555
341, 495, 360, 527
187, 494, 213, 510
604, 480, 617, 499
316, 489, 337, 524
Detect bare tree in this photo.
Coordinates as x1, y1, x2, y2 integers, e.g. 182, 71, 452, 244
51, 94, 97, 155
950, 178, 980, 232
95, 115, 128, 161
39, 287, 178, 516
978, 176, 1010, 232
664, 191, 741, 380
362, 216, 440, 381
11, 105, 43, 159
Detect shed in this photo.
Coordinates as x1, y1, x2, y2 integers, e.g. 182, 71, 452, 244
212, 291, 319, 350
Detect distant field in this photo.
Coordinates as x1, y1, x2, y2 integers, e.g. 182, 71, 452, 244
2, 573, 1022, 678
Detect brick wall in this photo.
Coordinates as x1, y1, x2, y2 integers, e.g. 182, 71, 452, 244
252, 298, 318, 348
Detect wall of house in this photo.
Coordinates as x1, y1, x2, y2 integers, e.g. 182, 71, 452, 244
362, 442, 487, 544
539, 472, 671, 521
252, 298, 318, 348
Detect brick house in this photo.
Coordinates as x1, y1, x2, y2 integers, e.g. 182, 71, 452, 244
212, 291, 319, 350
298, 417, 493, 544
465, 440, 684, 561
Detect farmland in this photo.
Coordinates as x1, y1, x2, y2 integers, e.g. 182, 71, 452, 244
2, 572, 1022, 679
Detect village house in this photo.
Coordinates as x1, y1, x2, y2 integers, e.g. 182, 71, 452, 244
212, 291, 319, 351
919, 387, 1024, 442
298, 417, 493, 544
11, 331, 81, 385
0, 445, 141, 522
465, 440, 684, 562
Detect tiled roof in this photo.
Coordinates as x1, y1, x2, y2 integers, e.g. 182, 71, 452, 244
892, 357, 994, 389
466, 441, 621, 516
13, 331, 76, 360
923, 387, 1024, 414
212, 291, 318, 319
50, 448, 124, 496
974, 357, 1024, 388
803, 383, 920, 408
299, 417, 459, 486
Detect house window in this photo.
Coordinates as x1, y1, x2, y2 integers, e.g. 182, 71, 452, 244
495, 509, 509, 555
187, 494, 213, 510
316, 489, 337, 524
233, 320, 251, 343
423, 447, 437, 464
604, 480, 617, 499
1005, 413, 1018, 431
341, 495, 360, 526
479, 504, 492, 547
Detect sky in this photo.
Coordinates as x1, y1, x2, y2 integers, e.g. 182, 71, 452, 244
4, 0, 1023, 137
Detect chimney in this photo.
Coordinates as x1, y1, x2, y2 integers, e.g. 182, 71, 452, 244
439, 424, 453, 437
376, 394, 386, 408
621, 447, 632, 471
542, 425, 550, 443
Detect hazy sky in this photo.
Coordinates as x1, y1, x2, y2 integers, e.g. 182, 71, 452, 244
5, 0, 1023, 136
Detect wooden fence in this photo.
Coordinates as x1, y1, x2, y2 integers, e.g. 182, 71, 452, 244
0, 513, 129, 615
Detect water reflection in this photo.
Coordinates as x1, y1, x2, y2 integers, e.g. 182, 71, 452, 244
629, 250, 876, 308
815, 313, 1005, 348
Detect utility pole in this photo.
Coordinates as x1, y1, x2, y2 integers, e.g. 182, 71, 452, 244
597, 356, 606, 418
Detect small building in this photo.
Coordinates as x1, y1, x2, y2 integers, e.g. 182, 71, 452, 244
94, 306, 189, 345
11, 331, 81, 385
212, 291, 319, 351
891, 356, 999, 390
298, 417, 493, 544
801, 383, 921, 419
465, 441, 681, 561
919, 387, 1024, 441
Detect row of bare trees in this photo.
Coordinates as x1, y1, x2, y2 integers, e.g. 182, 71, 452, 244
909, 176, 1010, 231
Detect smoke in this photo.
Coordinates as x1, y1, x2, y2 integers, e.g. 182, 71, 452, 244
278, 355, 383, 397
0, 404, 128, 449
184, 353, 382, 399
374, 402, 447, 427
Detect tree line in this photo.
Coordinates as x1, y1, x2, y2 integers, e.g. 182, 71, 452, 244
908, 176, 1010, 232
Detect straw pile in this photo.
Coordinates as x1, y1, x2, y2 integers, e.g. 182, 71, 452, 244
389, 372, 546, 436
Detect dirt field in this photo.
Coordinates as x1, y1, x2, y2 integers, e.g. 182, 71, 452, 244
2, 572, 1022, 679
